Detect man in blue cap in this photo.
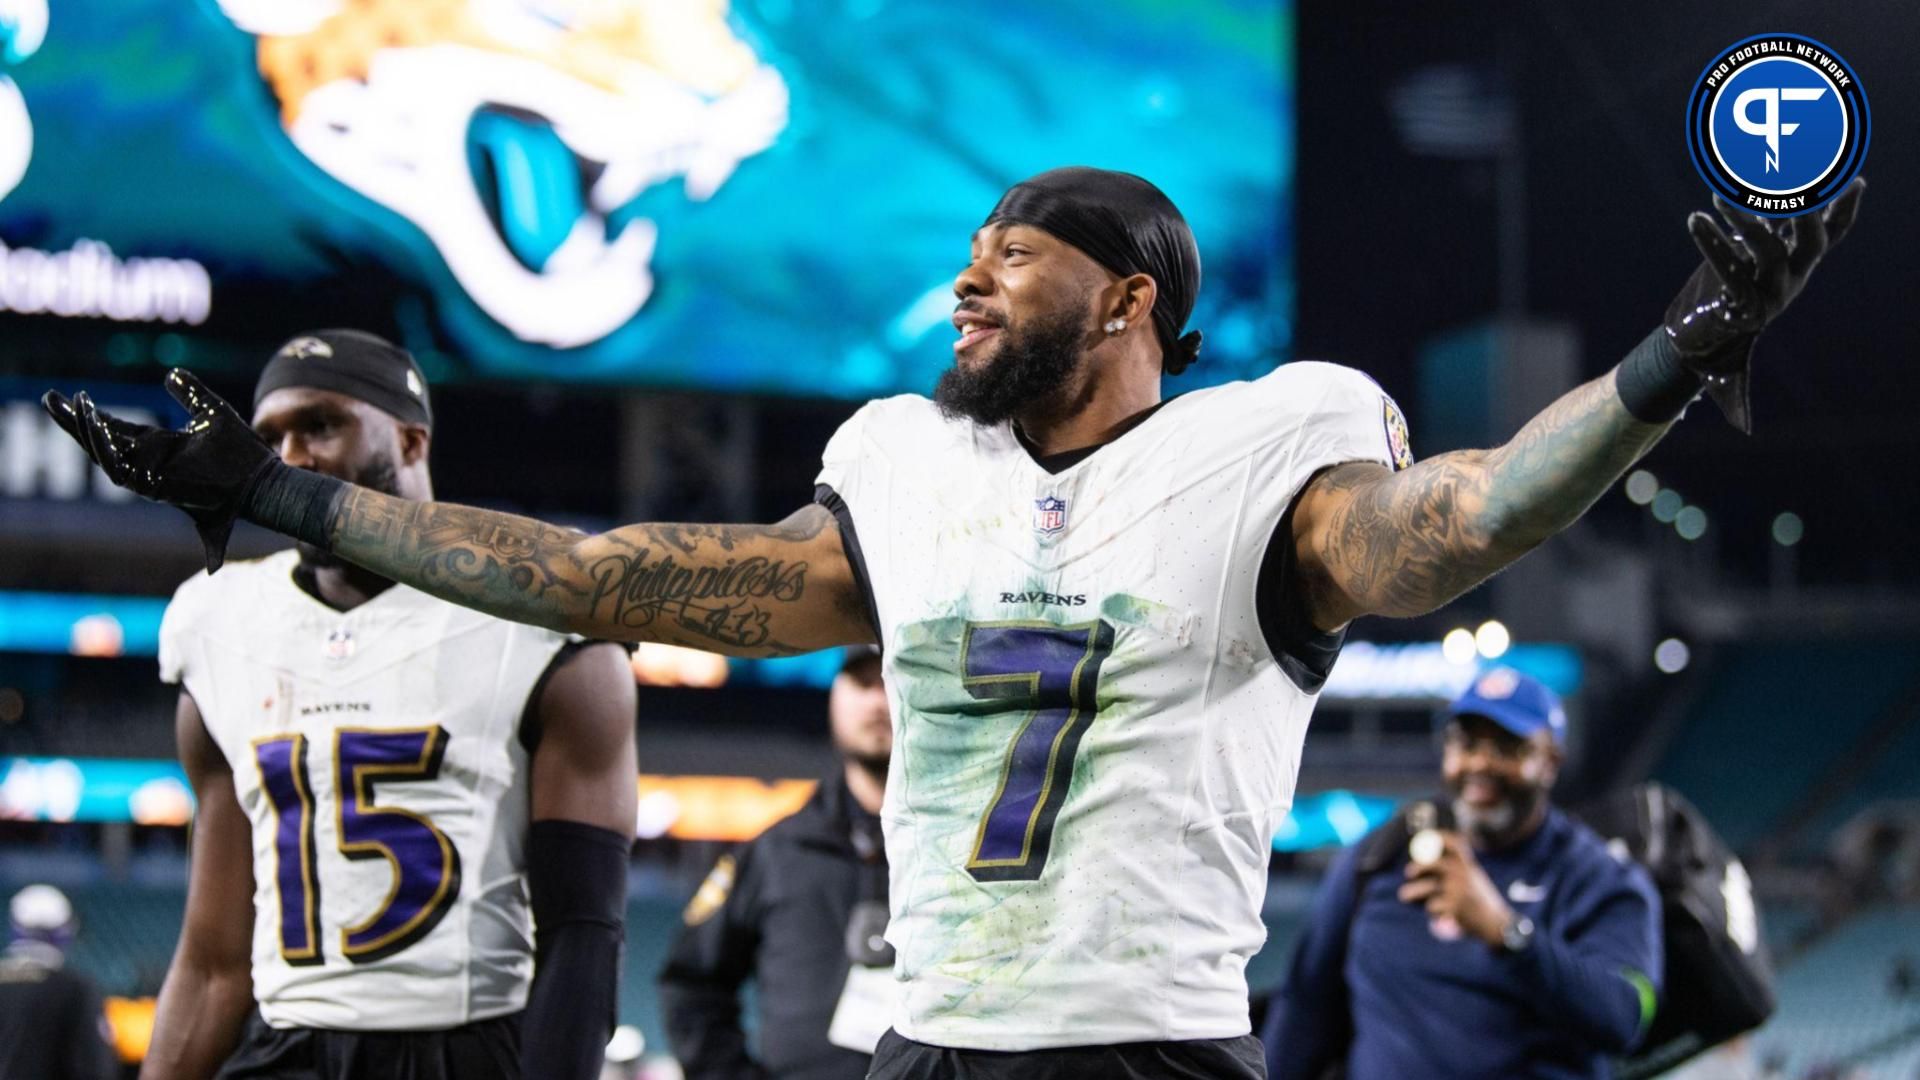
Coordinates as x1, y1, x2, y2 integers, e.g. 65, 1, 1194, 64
1263, 668, 1664, 1079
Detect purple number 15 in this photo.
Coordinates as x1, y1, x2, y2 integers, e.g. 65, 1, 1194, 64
961, 619, 1115, 882
253, 727, 461, 965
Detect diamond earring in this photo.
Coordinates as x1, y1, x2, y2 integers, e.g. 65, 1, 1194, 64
1104, 318, 1127, 334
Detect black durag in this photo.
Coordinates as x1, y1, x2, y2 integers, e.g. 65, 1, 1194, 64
254, 329, 433, 428
984, 167, 1204, 374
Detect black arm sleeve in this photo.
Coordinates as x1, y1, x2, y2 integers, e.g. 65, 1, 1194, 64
813, 484, 880, 642
1256, 490, 1348, 693
657, 845, 769, 1080
521, 820, 631, 1080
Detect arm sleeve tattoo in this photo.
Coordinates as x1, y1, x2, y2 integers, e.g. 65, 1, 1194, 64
1302, 369, 1673, 626
328, 492, 870, 656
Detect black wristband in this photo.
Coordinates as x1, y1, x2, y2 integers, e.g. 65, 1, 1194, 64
241, 460, 348, 550
1616, 327, 1705, 424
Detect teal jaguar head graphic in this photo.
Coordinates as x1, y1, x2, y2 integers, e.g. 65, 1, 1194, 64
216, 0, 788, 348
0, 0, 45, 202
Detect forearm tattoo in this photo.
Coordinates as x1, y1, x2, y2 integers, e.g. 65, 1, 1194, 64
581, 523, 812, 650
330, 491, 834, 654
1315, 371, 1670, 619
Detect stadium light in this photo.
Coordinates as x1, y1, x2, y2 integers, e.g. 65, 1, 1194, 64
1772, 512, 1805, 547
1654, 638, 1691, 674
69, 614, 124, 658
1650, 489, 1684, 524
1474, 620, 1511, 659
1624, 469, 1659, 505
606, 1026, 646, 1067
631, 643, 729, 688
634, 789, 681, 841
1441, 628, 1477, 665
1674, 506, 1709, 541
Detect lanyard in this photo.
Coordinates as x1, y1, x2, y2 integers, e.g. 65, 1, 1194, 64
845, 810, 893, 967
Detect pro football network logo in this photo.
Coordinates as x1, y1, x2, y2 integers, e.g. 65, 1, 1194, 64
1686, 34, 1868, 218
1033, 496, 1068, 536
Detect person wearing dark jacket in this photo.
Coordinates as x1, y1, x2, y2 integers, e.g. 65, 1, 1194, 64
1263, 668, 1663, 1080
0, 885, 117, 1080
660, 647, 892, 1080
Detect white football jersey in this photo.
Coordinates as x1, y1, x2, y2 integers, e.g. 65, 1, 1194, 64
816, 362, 1409, 1050
158, 550, 574, 1031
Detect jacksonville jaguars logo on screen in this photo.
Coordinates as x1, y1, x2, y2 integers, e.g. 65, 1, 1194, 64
214, 0, 788, 348
1686, 34, 1868, 218
0, 0, 45, 203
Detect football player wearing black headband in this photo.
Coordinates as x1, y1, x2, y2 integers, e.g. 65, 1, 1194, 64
135, 331, 637, 1080
48, 170, 1863, 1079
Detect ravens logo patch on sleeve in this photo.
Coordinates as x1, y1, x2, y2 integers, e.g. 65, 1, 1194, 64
1383, 396, 1414, 471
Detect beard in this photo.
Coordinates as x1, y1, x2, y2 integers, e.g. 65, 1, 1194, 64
1452, 793, 1516, 839
295, 454, 401, 570
844, 744, 891, 775
933, 303, 1090, 426
1450, 775, 1548, 847
835, 726, 892, 776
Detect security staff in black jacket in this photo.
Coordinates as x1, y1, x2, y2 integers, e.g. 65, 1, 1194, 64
660, 647, 892, 1080
0, 885, 117, 1080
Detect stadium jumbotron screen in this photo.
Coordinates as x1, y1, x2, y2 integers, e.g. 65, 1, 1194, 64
0, 0, 1291, 397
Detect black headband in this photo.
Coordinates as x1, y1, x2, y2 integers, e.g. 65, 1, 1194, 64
254, 330, 432, 428
985, 166, 1204, 375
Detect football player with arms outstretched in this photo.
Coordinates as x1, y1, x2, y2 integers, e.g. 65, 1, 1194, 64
51, 170, 1862, 1079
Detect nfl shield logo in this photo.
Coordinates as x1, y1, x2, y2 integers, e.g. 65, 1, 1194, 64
1033, 496, 1068, 536
324, 627, 355, 662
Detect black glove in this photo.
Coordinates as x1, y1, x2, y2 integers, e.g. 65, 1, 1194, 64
1663, 177, 1866, 431
42, 369, 337, 573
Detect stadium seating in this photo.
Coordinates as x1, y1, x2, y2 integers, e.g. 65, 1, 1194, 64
1795, 715, 1920, 850
1652, 639, 1920, 852
56, 884, 688, 1055
1246, 910, 1307, 996
619, 897, 687, 1059
1874, 1035, 1920, 1079
1748, 907, 1920, 1078
63, 883, 183, 998
1763, 898, 1822, 961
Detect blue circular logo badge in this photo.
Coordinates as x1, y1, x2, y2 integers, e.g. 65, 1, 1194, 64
1687, 34, 1868, 218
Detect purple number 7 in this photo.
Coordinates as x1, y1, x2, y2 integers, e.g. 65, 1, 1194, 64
252, 727, 460, 965
961, 619, 1115, 882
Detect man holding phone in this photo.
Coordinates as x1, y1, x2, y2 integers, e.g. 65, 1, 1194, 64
1263, 669, 1663, 1079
